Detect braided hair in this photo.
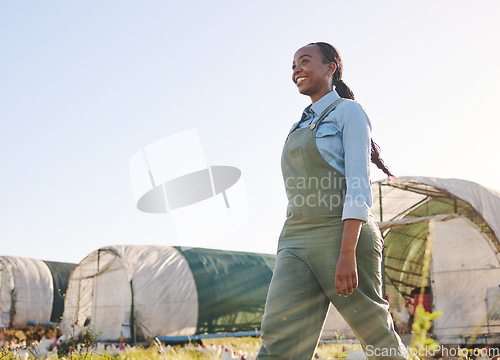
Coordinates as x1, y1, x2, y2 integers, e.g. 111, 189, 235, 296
308, 42, 395, 179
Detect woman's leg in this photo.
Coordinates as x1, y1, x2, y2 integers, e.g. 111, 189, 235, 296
308, 216, 411, 360
257, 247, 331, 360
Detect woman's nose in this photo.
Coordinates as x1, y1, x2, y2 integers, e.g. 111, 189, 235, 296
293, 66, 302, 79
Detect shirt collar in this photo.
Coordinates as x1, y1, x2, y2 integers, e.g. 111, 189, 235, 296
308, 90, 341, 116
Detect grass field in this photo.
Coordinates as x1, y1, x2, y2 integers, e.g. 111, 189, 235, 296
1, 335, 362, 359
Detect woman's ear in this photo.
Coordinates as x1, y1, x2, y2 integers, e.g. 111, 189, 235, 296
327, 63, 337, 77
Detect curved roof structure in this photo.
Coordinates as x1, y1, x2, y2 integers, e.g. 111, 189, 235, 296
372, 176, 500, 251
62, 245, 275, 341
370, 175, 500, 309
0, 256, 75, 327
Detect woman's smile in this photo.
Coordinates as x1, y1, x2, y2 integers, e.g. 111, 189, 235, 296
295, 76, 308, 86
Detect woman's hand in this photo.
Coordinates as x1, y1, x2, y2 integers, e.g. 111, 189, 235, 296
336, 218, 362, 297
335, 251, 358, 297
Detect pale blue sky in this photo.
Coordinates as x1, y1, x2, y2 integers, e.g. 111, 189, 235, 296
2, 1, 500, 262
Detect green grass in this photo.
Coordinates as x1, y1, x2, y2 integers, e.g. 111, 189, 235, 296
1, 336, 362, 360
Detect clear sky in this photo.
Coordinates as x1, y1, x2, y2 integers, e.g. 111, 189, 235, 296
1, 0, 499, 263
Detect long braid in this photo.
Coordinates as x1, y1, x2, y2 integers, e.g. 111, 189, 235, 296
370, 139, 395, 178
309, 42, 396, 178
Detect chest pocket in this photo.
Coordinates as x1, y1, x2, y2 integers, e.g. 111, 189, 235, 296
315, 123, 341, 138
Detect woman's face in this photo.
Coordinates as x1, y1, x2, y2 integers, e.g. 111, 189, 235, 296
292, 45, 336, 102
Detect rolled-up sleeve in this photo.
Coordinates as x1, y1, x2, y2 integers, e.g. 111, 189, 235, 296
341, 103, 373, 224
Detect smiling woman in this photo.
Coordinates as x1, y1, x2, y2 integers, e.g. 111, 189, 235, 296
292, 45, 337, 103
256, 42, 412, 360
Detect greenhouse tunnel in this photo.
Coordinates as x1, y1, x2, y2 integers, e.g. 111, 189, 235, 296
62, 245, 276, 342
372, 177, 500, 317
0, 256, 76, 327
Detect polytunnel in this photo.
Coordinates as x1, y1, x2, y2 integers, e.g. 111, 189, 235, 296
61, 245, 275, 342
324, 176, 500, 345
0, 256, 75, 328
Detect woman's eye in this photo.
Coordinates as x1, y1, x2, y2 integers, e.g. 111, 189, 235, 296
302, 59, 308, 64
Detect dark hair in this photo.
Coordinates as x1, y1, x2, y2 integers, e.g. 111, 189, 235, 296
308, 41, 395, 178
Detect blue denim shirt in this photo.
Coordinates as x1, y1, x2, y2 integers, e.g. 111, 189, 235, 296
287, 90, 373, 224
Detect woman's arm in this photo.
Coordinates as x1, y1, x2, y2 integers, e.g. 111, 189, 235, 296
336, 218, 362, 296
341, 102, 373, 224
336, 102, 373, 297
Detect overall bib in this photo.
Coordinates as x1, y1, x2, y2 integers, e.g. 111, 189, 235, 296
256, 99, 410, 360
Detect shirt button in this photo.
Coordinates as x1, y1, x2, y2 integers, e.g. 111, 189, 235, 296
309, 123, 316, 130
318, 131, 321, 135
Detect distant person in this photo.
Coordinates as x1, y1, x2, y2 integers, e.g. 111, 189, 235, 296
256, 42, 411, 360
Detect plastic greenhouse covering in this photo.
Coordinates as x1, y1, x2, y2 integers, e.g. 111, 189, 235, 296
0, 256, 75, 328
62, 245, 275, 341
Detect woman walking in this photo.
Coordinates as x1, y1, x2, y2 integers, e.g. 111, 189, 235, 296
256, 42, 411, 360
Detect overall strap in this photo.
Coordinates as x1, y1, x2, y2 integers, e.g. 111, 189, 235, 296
310, 98, 345, 131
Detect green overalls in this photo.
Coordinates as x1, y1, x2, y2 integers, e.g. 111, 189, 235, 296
256, 99, 410, 360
